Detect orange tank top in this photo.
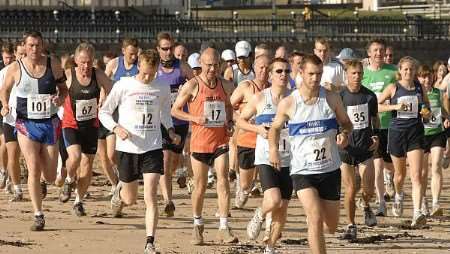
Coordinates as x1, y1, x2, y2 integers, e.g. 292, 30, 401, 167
189, 77, 229, 153
237, 80, 262, 148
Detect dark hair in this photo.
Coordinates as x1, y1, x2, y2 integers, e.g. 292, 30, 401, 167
23, 31, 43, 44
1, 42, 14, 54
344, 59, 363, 71
366, 38, 386, 51
138, 49, 160, 67
156, 32, 173, 46
122, 38, 138, 49
417, 64, 432, 78
269, 57, 289, 72
299, 54, 323, 70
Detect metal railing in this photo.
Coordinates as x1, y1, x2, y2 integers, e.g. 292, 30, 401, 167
0, 10, 449, 43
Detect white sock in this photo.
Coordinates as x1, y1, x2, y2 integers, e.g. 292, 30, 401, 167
14, 185, 21, 192
193, 216, 203, 226
35, 211, 43, 217
414, 209, 422, 217
66, 176, 74, 183
432, 198, 439, 207
74, 192, 82, 204
219, 217, 228, 229
395, 192, 403, 202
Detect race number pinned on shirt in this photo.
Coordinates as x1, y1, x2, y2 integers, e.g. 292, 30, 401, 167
425, 107, 442, 129
397, 96, 418, 119
75, 98, 97, 121
347, 103, 369, 130
133, 98, 159, 132
204, 100, 226, 127
27, 94, 51, 119
304, 137, 332, 170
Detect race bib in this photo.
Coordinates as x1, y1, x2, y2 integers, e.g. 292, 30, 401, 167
304, 137, 332, 169
347, 103, 369, 130
204, 100, 226, 127
27, 94, 51, 119
425, 107, 442, 128
133, 99, 159, 132
397, 96, 418, 119
75, 98, 97, 121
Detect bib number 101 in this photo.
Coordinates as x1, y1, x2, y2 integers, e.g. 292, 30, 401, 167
31, 101, 48, 112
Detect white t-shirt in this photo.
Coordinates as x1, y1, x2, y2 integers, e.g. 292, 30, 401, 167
0, 65, 17, 126
99, 77, 173, 154
320, 58, 345, 88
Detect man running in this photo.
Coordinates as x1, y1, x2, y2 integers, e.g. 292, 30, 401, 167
155, 32, 193, 217
0, 41, 26, 201
339, 60, 379, 240
241, 58, 293, 254
362, 39, 397, 216
1, 31, 68, 231
99, 49, 180, 254
59, 43, 112, 216
172, 48, 238, 245
288, 51, 305, 89
313, 38, 345, 91
101, 38, 139, 195
230, 55, 270, 208
174, 43, 188, 63
269, 54, 352, 254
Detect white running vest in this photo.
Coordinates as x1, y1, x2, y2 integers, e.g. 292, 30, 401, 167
232, 64, 255, 87
254, 88, 291, 167
288, 87, 341, 175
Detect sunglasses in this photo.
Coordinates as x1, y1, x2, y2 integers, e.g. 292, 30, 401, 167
159, 46, 172, 51
275, 69, 291, 74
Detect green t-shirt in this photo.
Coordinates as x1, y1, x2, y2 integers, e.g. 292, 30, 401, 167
362, 64, 397, 129
424, 87, 444, 136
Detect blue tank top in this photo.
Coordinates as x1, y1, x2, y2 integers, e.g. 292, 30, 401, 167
113, 55, 138, 82
390, 81, 424, 129
15, 57, 58, 120
156, 59, 188, 126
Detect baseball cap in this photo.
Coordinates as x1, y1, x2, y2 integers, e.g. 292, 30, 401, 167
235, 40, 252, 58
221, 49, 235, 62
337, 48, 357, 61
187, 53, 201, 69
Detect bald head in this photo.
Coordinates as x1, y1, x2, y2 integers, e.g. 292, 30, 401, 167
200, 48, 219, 63
254, 55, 270, 82
200, 48, 220, 80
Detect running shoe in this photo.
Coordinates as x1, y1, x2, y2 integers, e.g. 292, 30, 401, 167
264, 246, 276, 254
144, 242, 156, 254
191, 224, 204, 245
10, 188, 23, 202
5, 178, 13, 194
73, 202, 87, 217
163, 201, 175, 218
384, 171, 395, 199
441, 156, 450, 169
342, 224, 357, 240
177, 175, 187, 189
0, 170, 7, 189
375, 202, 386, 217
228, 170, 237, 182
250, 182, 261, 197
392, 194, 404, 217
431, 205, 443, 217
421, 198, 430, 217
30, 214, 45, 231
234, 189, 249, 209
411, 213, 427, 228
217, 227, 238, 243
59, 180, 76, 203
111, 182, 124, 218
41, 181, 48, 200
364, 206, 377, 227
247, 207, 264, 240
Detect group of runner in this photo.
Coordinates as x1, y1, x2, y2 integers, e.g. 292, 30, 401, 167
0, 31, 449, 254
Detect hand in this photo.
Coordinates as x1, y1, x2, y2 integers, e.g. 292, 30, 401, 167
395, 103, 407, 111
113, 125, 130, 140
52, 95, 64, 107
420, 107, 431, 119
226, 121, 235, 137
368, 136, 379, 151
192, 115, 207, 125
269, 148, 281, 171
1, 105, 9, 117
336, 133, 348, 149
257, 125, 269, 139
169, 130, 181, 145
444, 119, 450, 129
98, 97, 105, 108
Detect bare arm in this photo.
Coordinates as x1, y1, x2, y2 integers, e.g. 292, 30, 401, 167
171, 78, 203, 124
327, 91, 353, 134
96, 69, 113, 94
236, 93, 263, 135
181, 62, 194, 80
51, 57, 68, 105
223, 66, 234, 81
104, 58, 118, 79
377, 84, 402, 112
222, 78, 236, 124
0, 62, 19, 113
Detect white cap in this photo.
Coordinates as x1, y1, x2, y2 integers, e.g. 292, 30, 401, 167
187, 53, 201, 69
337, 48, 356, 61
235, 40, 252, 58
221, 49, 235, 62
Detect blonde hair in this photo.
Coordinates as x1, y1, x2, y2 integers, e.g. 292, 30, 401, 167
396, 56, 418, 81
74, 42, 95, 59
138, 49, 160, 67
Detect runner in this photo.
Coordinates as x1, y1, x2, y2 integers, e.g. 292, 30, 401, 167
58, 43, 112, 216
102, 38, 139, 196
274, 45, 288, 60
339, 60, 379, 240
171, 48, 238, 245
313, 37, 345, 91
384, 46, 394, 65
230, 55, 270, 208
433, 61, 450, 168
269, 54, 352, 254
221, 49, 236, 70
99, 49, 180, 254
241, 57, 292, 254
362, 39, 397, 216
0, 31, 68, 231
1, 41, 26, 200
288, 51, 304, 89
255, 43, 272, 59
416, 64, 449, 217
174, 43, 188, 63
0, 43, 15, 191
377, 56, 431, 227
155, 32, 193, 217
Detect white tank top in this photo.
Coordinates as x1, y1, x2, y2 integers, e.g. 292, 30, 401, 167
288, 87, 341, 175
254, 88, 291, 167
232, 64, 255, 87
